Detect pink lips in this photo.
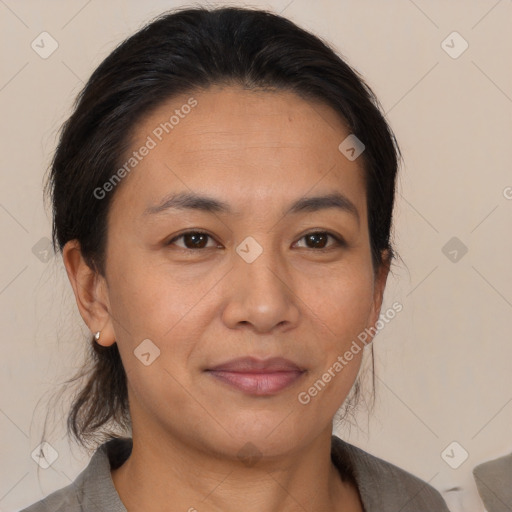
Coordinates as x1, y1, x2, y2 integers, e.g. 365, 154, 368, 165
206, 357, 306, 396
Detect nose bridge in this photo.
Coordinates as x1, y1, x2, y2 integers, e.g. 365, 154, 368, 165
234, 233, 284, 291
222, 231, 299, 332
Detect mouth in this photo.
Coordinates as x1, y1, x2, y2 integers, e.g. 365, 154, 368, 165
205, 356, 307, 396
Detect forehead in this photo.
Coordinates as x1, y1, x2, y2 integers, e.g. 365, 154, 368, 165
113, 85, 367, 218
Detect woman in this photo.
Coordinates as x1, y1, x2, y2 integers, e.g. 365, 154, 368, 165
22, 6, 450, 511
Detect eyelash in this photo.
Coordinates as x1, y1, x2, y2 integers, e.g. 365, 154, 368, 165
166, 230, 346, 252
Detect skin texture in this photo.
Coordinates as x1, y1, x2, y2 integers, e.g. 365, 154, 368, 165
63, 85, 390, 512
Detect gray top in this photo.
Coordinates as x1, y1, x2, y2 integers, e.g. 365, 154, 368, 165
20, 435, 450, 511
473, 451, 512, 512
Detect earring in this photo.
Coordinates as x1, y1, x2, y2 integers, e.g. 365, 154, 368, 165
94, 331, 101, 342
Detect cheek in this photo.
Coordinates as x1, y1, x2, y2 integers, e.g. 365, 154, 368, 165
290, 262, 374, 397
105, 265, 202, 414
296, 283, 372, 422
299, 264, 375, 347
105, 252, 223, 381
106, 249, 188, 334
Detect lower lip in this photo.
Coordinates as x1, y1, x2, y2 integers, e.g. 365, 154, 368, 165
207, 370, 305, 395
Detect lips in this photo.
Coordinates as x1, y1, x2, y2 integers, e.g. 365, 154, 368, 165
206, 357, 306, 395
207, 356, 305, 373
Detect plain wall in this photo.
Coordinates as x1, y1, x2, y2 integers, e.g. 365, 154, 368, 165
1, 1, 511, 511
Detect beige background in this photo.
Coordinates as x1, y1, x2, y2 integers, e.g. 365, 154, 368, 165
1, 1, 511, 511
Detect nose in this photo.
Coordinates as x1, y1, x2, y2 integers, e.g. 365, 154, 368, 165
221, 236, 301, 334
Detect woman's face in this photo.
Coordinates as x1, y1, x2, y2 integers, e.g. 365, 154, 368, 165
96, 85, 388, 457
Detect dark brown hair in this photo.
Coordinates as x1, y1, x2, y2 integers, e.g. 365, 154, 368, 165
44, 5, 401, 449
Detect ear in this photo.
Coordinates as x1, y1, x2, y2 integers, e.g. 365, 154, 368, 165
62, 240, 116, 347
366, 249, 391, 336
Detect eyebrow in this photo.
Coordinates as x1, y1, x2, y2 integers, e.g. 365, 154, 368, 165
143, 191, 360, 225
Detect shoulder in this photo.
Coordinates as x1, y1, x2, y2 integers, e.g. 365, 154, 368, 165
18, 480, 82, 512
19, 438, 131, 512
473, 451, 512, 510
331, 435, 450, 511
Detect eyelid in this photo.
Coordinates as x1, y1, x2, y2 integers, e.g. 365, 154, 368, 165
166, 229, 346, 250
293, 230, 346, 249
166, 229, 219, 249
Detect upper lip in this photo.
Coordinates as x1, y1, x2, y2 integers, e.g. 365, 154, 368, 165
207, 356, 305, 373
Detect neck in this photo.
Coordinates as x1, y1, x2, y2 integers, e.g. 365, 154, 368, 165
110, 425, 361, 512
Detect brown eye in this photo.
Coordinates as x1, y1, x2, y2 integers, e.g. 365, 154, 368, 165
166, 230, 345, 252
295, 231, 344, 250
167, 231, 216, 250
